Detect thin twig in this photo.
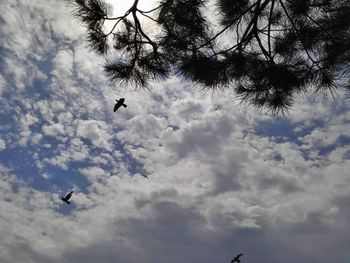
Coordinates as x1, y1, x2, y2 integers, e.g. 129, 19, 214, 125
197, 2, 258, 50
137, 3, 164, 14
279, 0, 323, 70
139, 12, 159, 23
268, 0, 275, 57
132, 11, 158, 53
252, 0, 273, 61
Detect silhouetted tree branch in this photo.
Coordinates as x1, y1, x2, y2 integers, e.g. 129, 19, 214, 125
72, 0, 350, 114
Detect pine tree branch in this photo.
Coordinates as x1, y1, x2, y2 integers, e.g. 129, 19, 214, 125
132, 10, 158, 53
305, 13, 333, 40
105, 14, 130, 20
252, 0, 274, 62
260, 31, 282, 39
138, 12, 159, 23
104, 0, 158, 53
279, 0, 323, 70
105, 18, 125, 36
137, 4, 164, 14
268, 0, 275, 58
197, 2, 258, 50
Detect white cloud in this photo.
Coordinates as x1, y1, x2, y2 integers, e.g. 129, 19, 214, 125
0, 74, 6, 95
42, 123, 66, 137
0, 139, 6, 150
79, 166, 108, 183
76, 120, 112, 150
31, 133, 43, 145
51, 49, 74, 79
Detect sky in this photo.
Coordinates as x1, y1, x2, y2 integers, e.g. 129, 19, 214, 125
1, 0, 350, 263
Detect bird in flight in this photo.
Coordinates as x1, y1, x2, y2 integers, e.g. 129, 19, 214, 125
114, 98, 127, 112
60, 191, 73, 205
231, 253, 243, 263
140, 174, 149, 179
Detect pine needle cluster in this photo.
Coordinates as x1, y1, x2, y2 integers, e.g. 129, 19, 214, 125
72, 0, 350, 114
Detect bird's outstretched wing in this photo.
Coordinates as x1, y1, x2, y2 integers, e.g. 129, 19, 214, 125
231, 253, 243, 263
65, 191, 73, 200
114, 103, 121, 112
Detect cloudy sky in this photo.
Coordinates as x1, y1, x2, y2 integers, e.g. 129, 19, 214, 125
1, 1, 350, 262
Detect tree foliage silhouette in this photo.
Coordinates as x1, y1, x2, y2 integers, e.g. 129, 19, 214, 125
73, 0, 350, 113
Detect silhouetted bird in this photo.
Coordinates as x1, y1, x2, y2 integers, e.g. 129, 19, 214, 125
231, 253, 243, 263
141, 174, 149, 179
60, 191, 73, 205
114, 98, 127, 112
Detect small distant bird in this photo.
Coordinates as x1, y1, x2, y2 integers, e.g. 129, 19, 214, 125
114, 98, 127, 112
60, 191, 73, 205
141, 174, 149, 179
231, 253, 243, 263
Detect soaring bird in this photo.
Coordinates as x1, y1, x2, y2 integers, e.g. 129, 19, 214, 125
114, 98, 127, 112
140, 174, 149, 179
231, 253, 243, 263
60, 191, 73, 205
